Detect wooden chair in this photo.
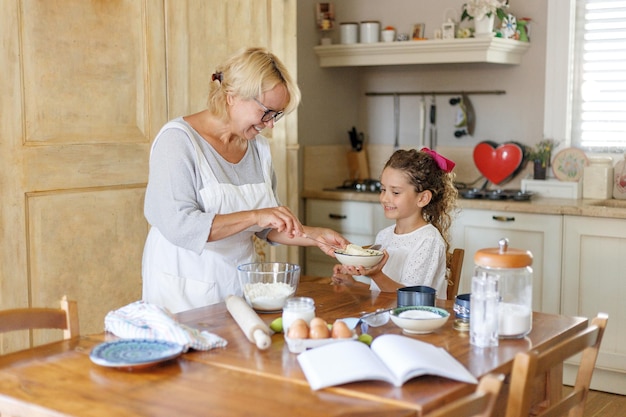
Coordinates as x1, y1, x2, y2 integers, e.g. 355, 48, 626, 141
505, 313, 609, 417
0, 295, 79, 342
446, 248, 465, 300
424, 373, 504, 417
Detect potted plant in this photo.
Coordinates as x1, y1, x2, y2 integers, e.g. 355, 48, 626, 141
461, 0, 509, 36
527, 139, 558, 180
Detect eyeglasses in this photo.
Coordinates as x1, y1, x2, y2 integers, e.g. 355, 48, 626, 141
253, 98, 284, 123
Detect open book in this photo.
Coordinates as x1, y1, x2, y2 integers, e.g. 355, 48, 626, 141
297, 334, 478, 390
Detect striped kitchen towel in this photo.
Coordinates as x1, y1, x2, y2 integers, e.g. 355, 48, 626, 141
104, 300, 227, 352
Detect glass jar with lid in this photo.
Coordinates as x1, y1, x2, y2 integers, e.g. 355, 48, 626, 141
474, 238, 533, 339
282, 297, 315, 334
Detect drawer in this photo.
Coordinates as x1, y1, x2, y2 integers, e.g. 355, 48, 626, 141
306, 200, 376, 235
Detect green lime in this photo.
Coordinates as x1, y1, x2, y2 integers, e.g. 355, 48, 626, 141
358, 333, 373, 346
269, 317, 283, 333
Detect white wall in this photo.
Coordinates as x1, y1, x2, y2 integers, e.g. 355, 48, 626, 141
297, 0, 548, 154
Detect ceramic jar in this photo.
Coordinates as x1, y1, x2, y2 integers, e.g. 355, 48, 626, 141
614, 153, 626, 199
583, 157, 614, 199
340, 22, 358, 44
360, 21, 380, 43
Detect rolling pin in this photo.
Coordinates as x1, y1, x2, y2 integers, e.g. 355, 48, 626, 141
225, 295, 271, 350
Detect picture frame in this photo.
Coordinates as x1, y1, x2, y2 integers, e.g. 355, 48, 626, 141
412, 23, 426, 40
316, 3, 335, 31
442, 21, 456, 39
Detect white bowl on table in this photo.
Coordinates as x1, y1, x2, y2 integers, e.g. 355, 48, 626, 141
390, 306, 450, 334
237, 262, 300, 313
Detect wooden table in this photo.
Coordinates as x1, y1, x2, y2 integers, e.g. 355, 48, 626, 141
0, 277, 587, 417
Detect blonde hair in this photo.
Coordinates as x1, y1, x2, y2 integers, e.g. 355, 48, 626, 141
207, 47, 301, 120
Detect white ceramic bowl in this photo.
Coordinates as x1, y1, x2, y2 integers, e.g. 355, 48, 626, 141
390, 306, 450, 334
334, 250, 384, 268
237, 262, 300, 312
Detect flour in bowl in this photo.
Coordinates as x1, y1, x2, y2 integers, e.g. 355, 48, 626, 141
244, 282, 296, 311
399, 310, 442, 319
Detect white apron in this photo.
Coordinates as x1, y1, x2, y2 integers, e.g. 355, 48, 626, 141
142, 121, 277, 313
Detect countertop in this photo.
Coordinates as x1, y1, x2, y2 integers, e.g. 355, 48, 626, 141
302, 189, 626, 220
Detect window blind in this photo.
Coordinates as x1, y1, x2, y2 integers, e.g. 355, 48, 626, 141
572, 0, 626, 152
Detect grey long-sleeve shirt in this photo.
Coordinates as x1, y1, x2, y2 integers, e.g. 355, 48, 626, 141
144, 118, 278, 254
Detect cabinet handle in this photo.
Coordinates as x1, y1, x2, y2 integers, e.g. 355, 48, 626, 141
329, 213, 347, 220
492, 215, 515, 222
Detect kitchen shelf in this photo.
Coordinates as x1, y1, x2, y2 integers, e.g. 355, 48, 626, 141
313, 37, 530, 67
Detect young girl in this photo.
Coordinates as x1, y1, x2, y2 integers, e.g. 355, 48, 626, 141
331, 148, 458, 299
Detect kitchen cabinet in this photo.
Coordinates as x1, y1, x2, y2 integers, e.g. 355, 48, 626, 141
561, 216, 626, 395
304, 199, 393, 277
450, 208, 563, 314
313, 37, 530, 67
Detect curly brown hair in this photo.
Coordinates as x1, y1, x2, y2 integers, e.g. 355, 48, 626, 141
383, 148, 458, 252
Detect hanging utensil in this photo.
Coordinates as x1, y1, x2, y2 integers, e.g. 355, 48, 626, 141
393, 94, 400, 150
429, 95, 437, 149
451, 94, 476, 138
348, 126, 358, 151
464, 94, 476, 136
418, 96, 426, 148
451, 96, 468, 138
356, 131, 364, 151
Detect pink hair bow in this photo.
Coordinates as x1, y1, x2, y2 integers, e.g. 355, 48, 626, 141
420, 147, 456, 173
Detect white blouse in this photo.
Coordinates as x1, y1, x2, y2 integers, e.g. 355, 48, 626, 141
370, 223, 447, 299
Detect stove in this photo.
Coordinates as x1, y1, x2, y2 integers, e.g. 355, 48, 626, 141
324, 179, 382, 193
460, 188, 534, 201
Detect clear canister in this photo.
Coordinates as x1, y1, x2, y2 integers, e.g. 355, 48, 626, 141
474, 238, 533, 339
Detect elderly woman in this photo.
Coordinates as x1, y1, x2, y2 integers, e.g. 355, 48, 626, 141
142, 47, 348, 313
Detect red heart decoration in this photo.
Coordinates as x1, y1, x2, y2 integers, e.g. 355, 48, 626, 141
473, 142, 524, 185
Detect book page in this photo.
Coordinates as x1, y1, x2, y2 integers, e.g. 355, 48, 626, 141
371, 334, 478, 385
297, 340, 396, 390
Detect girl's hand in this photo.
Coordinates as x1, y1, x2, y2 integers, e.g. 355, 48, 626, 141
331, 264, 357, 286
339, 250, 389, 276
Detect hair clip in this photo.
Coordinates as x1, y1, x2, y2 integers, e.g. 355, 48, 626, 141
211, 72, 223, 83
421, 147, 456, 173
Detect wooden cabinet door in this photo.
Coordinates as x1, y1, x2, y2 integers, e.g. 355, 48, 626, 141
562, 216, 626, 395
0, 0, 166, 351
450, 209, 563, 313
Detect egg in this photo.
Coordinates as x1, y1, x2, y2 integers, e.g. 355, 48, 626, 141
309, 317, 327, 328
309, 323, 330, 339
331, 320, 353, 339
287, 319, 309, 339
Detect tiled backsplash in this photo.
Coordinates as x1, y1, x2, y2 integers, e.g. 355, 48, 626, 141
303, 145, 533, 191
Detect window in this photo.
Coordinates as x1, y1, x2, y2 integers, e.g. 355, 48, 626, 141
571, 0, 626, 152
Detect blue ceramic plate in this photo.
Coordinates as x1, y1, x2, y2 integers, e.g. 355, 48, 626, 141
90, 339, 183, 369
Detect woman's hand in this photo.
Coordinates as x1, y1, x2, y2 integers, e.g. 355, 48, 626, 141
255, 206, 304, 238
305, 227, 350, 256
